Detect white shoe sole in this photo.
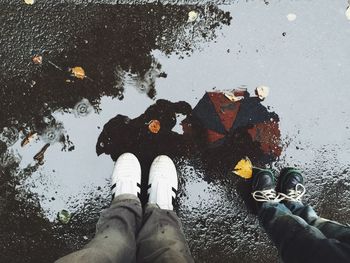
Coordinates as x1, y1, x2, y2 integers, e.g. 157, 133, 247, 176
111, 153, 141, 198
148, 155, 178, 210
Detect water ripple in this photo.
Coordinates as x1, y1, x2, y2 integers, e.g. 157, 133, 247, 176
74, 98, 93, 117
40, 122, 65, 144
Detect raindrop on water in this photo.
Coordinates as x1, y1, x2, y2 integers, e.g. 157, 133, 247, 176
40, 122, 65, 144
74, 98, 93, 117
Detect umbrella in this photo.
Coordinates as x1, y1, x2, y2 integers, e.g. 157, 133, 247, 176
191, 89, 281, 161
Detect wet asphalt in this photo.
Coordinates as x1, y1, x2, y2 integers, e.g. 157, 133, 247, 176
0, 0, 350, 262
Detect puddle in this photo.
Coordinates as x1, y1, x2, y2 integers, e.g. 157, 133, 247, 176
0, 1, 350, 262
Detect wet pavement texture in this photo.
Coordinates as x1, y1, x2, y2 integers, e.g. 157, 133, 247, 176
0, 0, 350, 262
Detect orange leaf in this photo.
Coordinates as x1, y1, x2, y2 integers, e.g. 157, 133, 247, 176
71, 66, 86, 79
148, 120, 161, 134
32, 55, 42, 65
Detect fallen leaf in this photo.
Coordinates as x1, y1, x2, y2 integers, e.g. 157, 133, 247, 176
188, 10, 199, 22
287, 13, 297, 21
21, 132, 38, 147
224, 92, 244, 102
32, 55, 42, 64
71, 66, 86, 80
34, 143, 50, 165
233, 157, 253, 179
57, 209, 72, 224
24, 0, 35, 5
148, 120, 161, 134
255, 85, 270, 100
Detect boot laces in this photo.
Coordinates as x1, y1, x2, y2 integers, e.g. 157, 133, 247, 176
279, 183, 305, 202
252, 189, 285, 202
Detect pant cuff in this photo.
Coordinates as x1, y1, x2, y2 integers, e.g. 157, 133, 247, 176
113, 193, 141, 204
145, 203, 160, 210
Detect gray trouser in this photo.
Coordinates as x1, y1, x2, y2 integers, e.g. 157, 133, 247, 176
259, 201, 350, 263
55, 194, 194, 263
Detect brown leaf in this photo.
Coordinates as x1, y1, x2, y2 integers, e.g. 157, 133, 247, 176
21, 132, 37, 147
34, 143, 50, 165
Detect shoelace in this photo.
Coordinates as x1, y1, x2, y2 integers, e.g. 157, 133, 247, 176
252, 189, 285, 202
279, 183, 306, 202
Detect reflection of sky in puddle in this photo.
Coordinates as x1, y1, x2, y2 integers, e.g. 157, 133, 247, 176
18, 85, 156, 220
4, 0, 350, 225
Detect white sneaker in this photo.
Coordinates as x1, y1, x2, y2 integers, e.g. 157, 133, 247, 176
111, 153, 141, 199
148, 155, 178, 210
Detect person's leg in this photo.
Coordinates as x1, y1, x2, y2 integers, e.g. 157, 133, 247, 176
285, 201, 350, 244
136, 155, 194, 263
277, 167, 350, 244
137, 204, 193, 263
252, 168, 350, 263
56, 153, 143, 263
56, 194, 142, 263
259, 201, 326, 262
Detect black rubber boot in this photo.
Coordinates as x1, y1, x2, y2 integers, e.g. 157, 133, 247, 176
252, 167, 276, 193
276, 167, 304, 195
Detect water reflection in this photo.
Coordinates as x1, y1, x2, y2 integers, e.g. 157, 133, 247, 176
0, 3, 232, 173
0, 3, 231, 133
0, 143, 68, 261
125, 59, 166, 99
96, 91, 281, 203
0, 1, 348, 262
0, 3, 231, 262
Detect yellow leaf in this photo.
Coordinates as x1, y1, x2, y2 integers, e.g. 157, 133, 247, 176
71, 66, 86, 80
233, 157, 253, 179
